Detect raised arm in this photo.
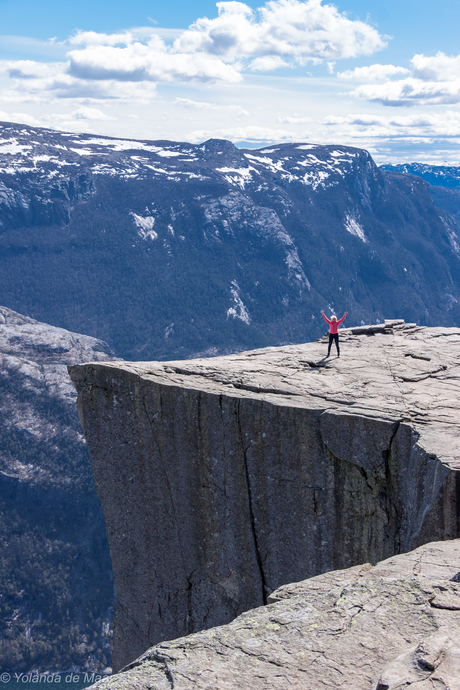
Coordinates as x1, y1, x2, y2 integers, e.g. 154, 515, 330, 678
337, 311, 348, 325
321, 310, 332, 325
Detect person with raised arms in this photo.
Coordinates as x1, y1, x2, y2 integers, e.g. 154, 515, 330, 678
321, 309, 348, 358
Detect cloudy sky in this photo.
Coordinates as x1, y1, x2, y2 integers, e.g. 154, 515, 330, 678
1, 0, 459, 162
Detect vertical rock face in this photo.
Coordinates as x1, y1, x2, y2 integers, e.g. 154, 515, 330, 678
68, 321, 460, 671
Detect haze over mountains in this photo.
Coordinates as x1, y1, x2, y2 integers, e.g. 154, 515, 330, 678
1, 121, 460, 361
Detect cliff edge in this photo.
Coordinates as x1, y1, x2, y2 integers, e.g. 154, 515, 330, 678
68, 320, 460, 670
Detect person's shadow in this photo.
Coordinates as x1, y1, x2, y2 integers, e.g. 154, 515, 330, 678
304, 356, 332, 367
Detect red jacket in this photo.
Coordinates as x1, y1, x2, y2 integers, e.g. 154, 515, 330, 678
322, 313, 347, 334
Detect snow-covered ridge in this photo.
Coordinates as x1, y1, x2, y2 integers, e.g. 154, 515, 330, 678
0, 122, 365, 189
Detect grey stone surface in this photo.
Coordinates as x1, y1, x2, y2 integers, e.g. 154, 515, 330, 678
68, 321, 460, 671
89, 539, 460, 690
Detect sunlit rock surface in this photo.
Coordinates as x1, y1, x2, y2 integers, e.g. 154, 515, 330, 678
89, 539, 460, 690
69, 320, 460, 671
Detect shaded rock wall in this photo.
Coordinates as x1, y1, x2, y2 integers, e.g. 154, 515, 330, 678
69, 323, 460, 671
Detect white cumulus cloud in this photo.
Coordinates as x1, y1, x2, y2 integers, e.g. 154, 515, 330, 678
338, 64, 410, 82
175, 0, 386, 62
352, 78, 460, 107
188, 124, 310, 144
67, 37, 242, 83
411, 52, 460, 82
347, 52, 460, 107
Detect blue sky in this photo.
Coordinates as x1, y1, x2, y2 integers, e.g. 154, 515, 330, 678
1, 0, 460, 162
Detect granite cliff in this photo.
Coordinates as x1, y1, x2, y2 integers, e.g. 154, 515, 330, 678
69, 320, 460, 671
0, 306, 115, 672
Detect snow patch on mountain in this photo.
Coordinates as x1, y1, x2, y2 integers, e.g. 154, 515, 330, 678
227, 281, 251, 325
243, 153, 296, 182
344, 213, 367, 242
216, 166, 256, 189
302, 169, 331, 190
0, 139, 32, 156
130, 213, 157, 240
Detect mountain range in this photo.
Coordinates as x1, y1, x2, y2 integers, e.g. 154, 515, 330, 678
1, 121, 460, 360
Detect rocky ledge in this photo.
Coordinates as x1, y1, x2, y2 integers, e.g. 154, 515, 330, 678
68, 320, 460, 671
88, 538, 460, 690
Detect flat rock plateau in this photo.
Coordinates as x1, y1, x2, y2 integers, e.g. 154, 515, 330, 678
68, 320, 460, 673
89, 538, 460, 690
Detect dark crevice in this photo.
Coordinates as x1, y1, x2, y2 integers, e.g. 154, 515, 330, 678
236, 400, 268, 605
184, 571, 197, 635
456, 473, 460, 537
383, 421, 403, 554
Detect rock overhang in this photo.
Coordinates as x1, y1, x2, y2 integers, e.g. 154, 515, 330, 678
70, 320, 460, 467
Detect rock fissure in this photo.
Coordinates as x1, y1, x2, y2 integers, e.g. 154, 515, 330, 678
236, 399, 268, 606
383, 421, 403, 554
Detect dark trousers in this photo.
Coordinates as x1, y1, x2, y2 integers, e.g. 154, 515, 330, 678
328, 333, 339, 356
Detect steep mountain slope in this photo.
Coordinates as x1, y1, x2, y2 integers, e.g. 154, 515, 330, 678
381, 162, 460, 189
381, 161, 460, 225
0, 306, 115, 673
1, 122, 460, 360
